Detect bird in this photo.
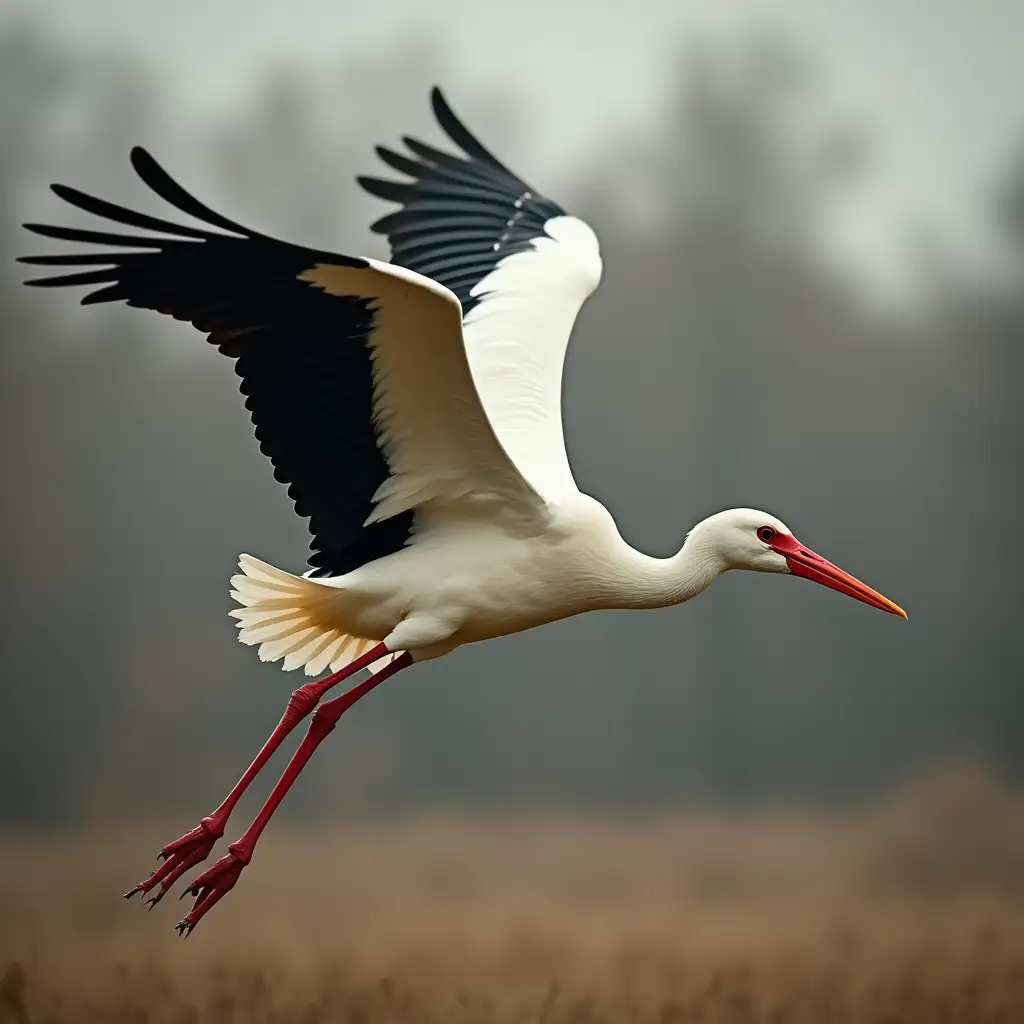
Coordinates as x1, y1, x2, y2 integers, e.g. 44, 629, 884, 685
19, 86, 907, 936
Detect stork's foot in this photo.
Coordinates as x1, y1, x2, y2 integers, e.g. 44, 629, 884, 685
175, 845, 250, 935
123, 815, 225, 905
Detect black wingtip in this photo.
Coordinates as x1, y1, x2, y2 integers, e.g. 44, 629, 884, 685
427, 86, 515, 178
42, 180, 216, 240
128, 146, 153, 179
128, 146, 254, 238
20, 267, 119, 289
357, 175, 413, 203
17, 252, 120, 266
128, 145, 160, 180
429, 86, 451, 127
372, 144, 429, 182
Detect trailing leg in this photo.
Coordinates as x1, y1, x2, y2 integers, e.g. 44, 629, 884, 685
175, 651, 414, 935
124, 642, 395, 907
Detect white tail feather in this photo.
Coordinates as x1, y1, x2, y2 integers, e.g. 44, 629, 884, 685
231, 554, 397, 676
306, 634, 345, 677
239, 617, 312, 645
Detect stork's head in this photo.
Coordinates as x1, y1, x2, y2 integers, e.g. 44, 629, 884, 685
693, 508, 907, 618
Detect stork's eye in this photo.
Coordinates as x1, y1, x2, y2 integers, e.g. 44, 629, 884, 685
758, 526, 776, 543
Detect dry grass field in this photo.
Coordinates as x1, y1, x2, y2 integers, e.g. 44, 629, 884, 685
1, 768, 1023, 1023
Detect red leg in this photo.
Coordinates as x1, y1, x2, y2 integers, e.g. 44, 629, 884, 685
125, 642, 396, 906
175, 651, 414, 935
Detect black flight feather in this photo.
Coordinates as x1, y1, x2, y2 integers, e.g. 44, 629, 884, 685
361, 86, 567, 315
20, 149, 410, 578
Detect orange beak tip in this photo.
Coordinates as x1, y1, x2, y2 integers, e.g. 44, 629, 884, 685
776, 536, 907, 621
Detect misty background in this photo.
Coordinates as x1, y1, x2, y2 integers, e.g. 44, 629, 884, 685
1, 1, 1021, 828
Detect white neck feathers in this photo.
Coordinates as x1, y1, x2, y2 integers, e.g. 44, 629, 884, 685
587, 521, 729, 611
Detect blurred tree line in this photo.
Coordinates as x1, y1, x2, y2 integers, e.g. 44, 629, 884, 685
1, 22, 1020, 825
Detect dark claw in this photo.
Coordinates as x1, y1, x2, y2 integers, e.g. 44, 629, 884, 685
175, 919, 195, 938
126, 821, 223, 916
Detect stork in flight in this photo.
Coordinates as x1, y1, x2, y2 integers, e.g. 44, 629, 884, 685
20, 87, 906, 935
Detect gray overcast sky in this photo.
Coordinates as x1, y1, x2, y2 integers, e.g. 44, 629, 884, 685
6, 0, 1023, 296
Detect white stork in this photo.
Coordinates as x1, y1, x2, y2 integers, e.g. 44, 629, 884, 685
21, 87, 906, 935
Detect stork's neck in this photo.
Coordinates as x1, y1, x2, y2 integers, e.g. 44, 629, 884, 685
605, 522, 729, 611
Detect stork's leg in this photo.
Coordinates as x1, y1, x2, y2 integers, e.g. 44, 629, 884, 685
175, 651, 415, 935
124, 642, 397, 907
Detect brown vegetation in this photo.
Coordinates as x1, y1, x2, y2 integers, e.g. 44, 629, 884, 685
1, 770, 1023, 1022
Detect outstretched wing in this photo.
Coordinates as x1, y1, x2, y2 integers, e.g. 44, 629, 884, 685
360, 87, 603, 501
20, 147, 545, 577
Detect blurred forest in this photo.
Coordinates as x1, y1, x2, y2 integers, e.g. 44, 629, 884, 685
0, 20, 1020, 826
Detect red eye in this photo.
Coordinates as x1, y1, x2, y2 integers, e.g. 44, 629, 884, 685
758, 526, 775, 543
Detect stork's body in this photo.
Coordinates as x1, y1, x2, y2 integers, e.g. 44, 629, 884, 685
242, 498, 802, 664
20, 87, 905, 935
293, 496, 623, 658
236, 494, 717, 664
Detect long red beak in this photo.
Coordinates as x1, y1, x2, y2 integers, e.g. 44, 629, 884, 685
770, 533, 907, 619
